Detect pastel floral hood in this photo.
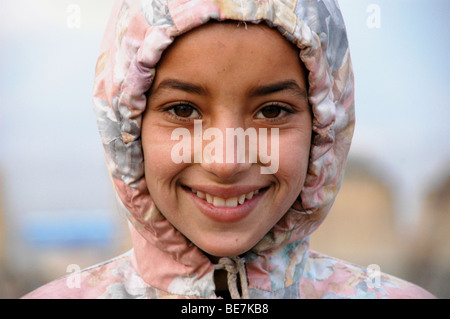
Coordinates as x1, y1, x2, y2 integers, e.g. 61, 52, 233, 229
94, 0, 355, 296
23, 0, 434, 299
96, 0, 355, 237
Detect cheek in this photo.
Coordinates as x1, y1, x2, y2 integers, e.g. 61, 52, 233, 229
143, 131, 168, 172
142, 127, 185, 191
277, 130, 311, 184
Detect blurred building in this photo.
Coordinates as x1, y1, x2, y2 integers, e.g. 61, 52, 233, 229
406, 168, 450, 298
310, 157, 407, 277
310, 157, 449, 298
0, 169, 33, 298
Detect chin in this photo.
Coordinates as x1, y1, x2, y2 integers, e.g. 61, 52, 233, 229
195, 236, 259, 258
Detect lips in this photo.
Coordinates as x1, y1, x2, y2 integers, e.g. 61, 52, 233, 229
190, 188, 260, 208
183, 185, 268, 223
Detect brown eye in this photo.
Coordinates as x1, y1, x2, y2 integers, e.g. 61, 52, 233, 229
255, 103, 291, 120
168, 104, 200, 118
260, 105, 281, 118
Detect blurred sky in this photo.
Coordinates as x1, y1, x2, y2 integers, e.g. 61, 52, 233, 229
0, 0, 449, 250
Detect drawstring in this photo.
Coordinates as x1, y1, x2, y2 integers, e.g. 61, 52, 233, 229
214, 256, 249, 299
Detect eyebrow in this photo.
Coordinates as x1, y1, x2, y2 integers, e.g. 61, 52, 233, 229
152, 79, 207, 96
151, 78, 307, 99
248, 80, 307, 99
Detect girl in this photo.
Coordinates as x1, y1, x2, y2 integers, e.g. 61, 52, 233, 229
23, 0, 434, 299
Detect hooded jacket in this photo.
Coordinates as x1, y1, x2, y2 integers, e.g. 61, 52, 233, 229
23, 0, 433, 299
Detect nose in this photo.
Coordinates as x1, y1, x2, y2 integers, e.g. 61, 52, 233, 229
198, 117, 253, 180
201, 151, 253, 180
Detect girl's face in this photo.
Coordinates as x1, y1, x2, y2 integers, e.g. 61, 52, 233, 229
142, 22, 311, 257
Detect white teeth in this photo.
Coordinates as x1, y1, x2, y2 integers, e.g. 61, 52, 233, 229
196, 191, 206, 199
225, 197, 238, 207
213, 197, 225, 207
190, 188, 261, 207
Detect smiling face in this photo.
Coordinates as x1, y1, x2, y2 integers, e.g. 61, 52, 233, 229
141, 22, 312, 257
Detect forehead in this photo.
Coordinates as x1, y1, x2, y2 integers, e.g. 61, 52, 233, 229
152, 21, 305, 89
172, 20, 296, 50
